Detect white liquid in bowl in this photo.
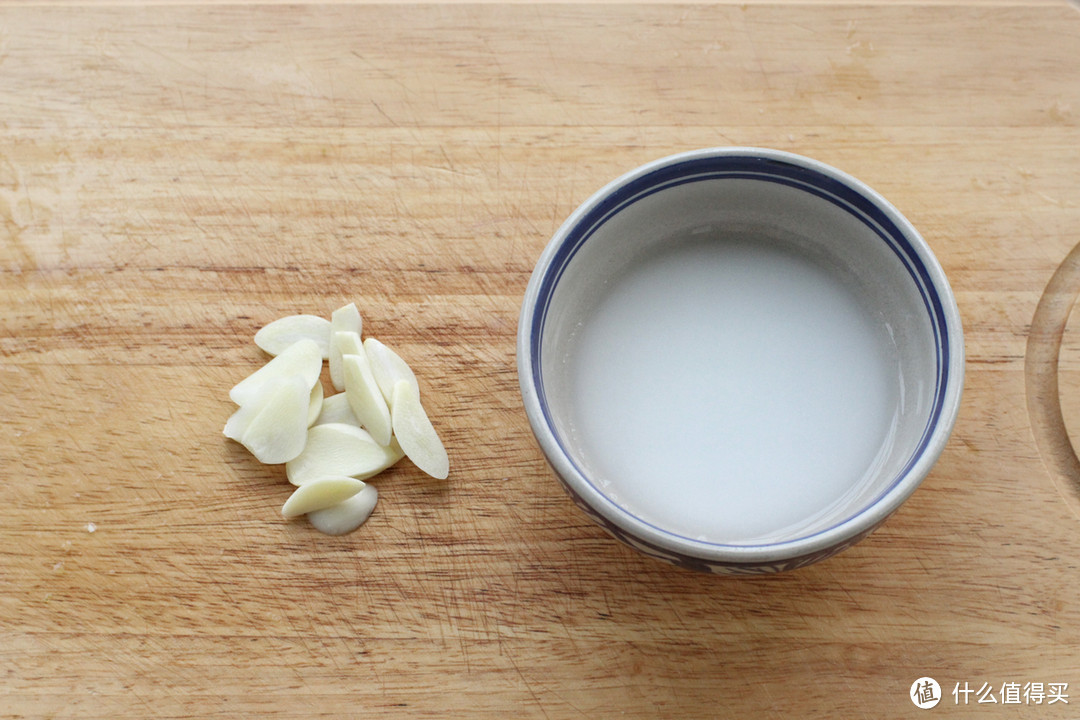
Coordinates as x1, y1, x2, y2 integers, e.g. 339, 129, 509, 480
565, 234, 901, 544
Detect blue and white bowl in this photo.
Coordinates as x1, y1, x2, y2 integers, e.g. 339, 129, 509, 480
517, 148, 964, 574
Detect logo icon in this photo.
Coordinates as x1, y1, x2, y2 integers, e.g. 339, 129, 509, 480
911, 677, 942, 709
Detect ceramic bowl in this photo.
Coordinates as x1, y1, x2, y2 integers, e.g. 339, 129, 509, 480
517, 147, 964, 574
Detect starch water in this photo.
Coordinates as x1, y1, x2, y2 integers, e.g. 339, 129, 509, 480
565, 234, 900, 543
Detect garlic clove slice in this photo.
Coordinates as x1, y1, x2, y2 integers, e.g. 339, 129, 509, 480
364, 337, 419, 407
285, 422, 403, 485
313, 392, 361, 427
254, 315, 332, 358
223, 398, 261, 442
281, 476, 365, 518
329, 304, 363, 391
307, 484, 378, 536
237, 375, 312, 464
390, 379, 449, 480
343, 351, 393, 446
333, 330, 363, 357
226, 372, 309, 447
229, 338, 322, 406
307, 381, 324, 428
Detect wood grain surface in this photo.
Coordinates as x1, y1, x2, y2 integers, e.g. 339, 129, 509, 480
2, 2, 1080, 718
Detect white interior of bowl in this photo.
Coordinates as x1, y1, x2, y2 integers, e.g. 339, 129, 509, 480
538, 175, 939, 546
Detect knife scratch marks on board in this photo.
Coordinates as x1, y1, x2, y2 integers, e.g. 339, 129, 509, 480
505, 647, 551, 719
0, 198, 34, 271
131, 39, 207, 80
422, 145, 470, 179
175, 86, 193, 127
124, 682, 158, 719
739, 17, 773, 92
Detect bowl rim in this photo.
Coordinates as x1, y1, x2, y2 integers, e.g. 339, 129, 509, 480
516, 146, 965, 565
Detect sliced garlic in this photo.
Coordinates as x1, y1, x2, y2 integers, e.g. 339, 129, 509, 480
334, 330, 363, 357
329, 304, 363, 391
254, 315, 332, 358
226, 372, 311, 448
307, 381, 324, 428
343, 351, 393, 446
223, 397, 261, 443
364, 337, 419, 407
307, 484, 378, 536
235, 375, 312, 464
285, 422, 403, 485
313, 392, 361, 427
390, 379, 449, 480
281, 476, 365, 518
229, 338, 322, 406
227, 304, 451, 535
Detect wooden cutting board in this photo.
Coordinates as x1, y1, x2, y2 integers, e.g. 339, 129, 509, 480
3, 3, 1080, 718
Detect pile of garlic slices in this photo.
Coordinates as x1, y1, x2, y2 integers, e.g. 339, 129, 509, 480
224, 303, 449, 536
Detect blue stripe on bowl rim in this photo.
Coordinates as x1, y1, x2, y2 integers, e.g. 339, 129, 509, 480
529, 153, 952, 550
